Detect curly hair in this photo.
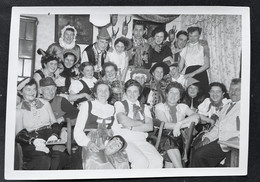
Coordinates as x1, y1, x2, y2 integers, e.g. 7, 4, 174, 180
165, 81, 185, 99
208, 82, 229, 99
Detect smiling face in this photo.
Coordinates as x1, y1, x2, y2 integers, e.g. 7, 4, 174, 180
167, 87, 181, 105
41, 85, 57, 101
126, 85, 140, 103
152, 67, 164, 81
154, 32, 165, 45
44, 60, 58, 74
169, 66, 179, 77
64, 54, 76, 68
22, 84, 37, 102
115, 41, 125, 54
82, 65, 94, 79
229, 83, 241, 102
97, 38, 109, 51
105, 66, 117, 81
188, 85, 199, 98
95, 84, 110, 103
188, 30, 200, 44
63, 29, 75, 44
134, 74, 146, 85
209, 86, 224, 104
177, 34, 188, 49
104, 137, 124, 156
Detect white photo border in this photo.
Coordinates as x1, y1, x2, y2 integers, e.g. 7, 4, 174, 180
5, 6, 250, 180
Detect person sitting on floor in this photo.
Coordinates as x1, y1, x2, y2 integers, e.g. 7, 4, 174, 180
191, 78, 241, 167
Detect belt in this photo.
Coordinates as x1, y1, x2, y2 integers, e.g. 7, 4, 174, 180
29, 125, 52, 133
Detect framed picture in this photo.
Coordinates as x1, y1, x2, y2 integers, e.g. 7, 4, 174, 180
55, 15, 93, 45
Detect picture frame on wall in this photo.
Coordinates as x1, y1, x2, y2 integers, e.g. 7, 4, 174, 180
55, 14, 93, 45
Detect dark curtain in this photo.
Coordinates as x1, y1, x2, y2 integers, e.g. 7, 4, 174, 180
136, 15, 179, 23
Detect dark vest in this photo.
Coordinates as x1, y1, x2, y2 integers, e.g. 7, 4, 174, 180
84, 101, 114, 130
50, 96, 66, 119
74, 80, 93, 106
84, 44, 106, 67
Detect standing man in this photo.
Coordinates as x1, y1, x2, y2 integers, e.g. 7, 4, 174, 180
128, 21, 150, 68
82, 27, 111, 79
170, 30, 188, 64
191, 78, 241, 167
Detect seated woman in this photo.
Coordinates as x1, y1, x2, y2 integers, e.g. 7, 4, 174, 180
105, 36, 132, 82
15, 78, 68, 170
112, 79, 163, 169
130, 68, 151, 105
33, 49, 59, 92
181, 78, 206, 112
101, 62, 123, 105
192, 82, 231, 150
55, 50, 80, 96
69, 62, 97, 107
74, 81, 129, 169
154, 82, 200, 168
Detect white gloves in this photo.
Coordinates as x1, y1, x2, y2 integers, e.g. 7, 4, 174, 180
47, 135, 58, 143
33, 138, 49, 153
173, 122, 182, 137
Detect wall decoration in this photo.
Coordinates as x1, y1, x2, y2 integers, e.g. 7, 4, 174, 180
55, 15, 93, 44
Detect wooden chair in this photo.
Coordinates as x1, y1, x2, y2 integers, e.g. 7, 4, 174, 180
181, 122, 196, 167
147, 119, 195, 167
14, 142, 23, 170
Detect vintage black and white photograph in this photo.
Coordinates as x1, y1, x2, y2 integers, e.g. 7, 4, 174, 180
5, 6, 250, 180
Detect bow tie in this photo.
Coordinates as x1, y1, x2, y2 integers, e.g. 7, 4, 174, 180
21, 99, 44, 111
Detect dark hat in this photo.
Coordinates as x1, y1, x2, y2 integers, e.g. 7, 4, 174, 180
151, 26, 168, 40
150, 62, 170, 76
17, 77, 31, 91
63, 49, 79, 66
130, 68, 151, 82
39, 77, 57, 87
169, 62, 179, 68
114, 36, 133, 51
186, 77, 199, 88
97, 27, 111, 40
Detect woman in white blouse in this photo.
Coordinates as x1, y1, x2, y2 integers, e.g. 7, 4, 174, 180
179, 27, 210, 93
155, 82, 200, 168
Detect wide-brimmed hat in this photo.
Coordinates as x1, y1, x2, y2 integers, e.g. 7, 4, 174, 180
17, 77, 31, 91
186, 77, 200, 88
130, 68, 151, 82
39, 77, 57, 87
150, 62, 170, 76
97, 27, 111, 41
114, 36, 133, 51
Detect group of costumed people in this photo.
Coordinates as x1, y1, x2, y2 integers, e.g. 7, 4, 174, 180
15, 21, 240, 170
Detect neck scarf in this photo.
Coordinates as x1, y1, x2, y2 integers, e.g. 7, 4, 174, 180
59, 37, 76, 49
